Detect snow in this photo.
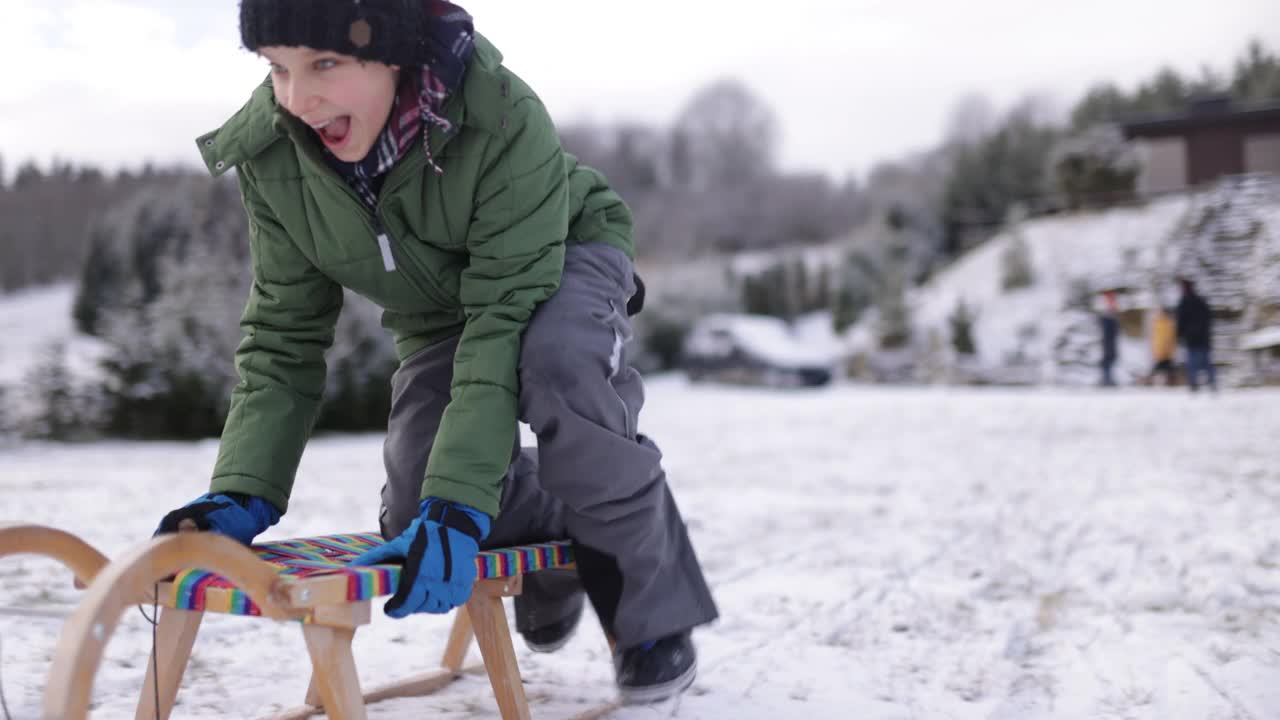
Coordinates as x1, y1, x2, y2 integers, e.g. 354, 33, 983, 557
1240, 326, 1280, 352
0, 283, 106, 386
685, 313, 842, 368
3, 379, 1280, 719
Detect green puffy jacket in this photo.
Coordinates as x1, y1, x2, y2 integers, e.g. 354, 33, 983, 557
196, 34, 633, 518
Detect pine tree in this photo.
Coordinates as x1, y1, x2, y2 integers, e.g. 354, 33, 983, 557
876, 223, 914, 349
948, 299, 978, 356
876, 274, 912, 350
832, 286, 860, 334
22, 343, 88, 440
1000, 224, 1035, 292
791, 258, 809, 316
813, 265, 832, 312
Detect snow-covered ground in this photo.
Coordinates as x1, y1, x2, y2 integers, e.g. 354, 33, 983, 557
2, 378, 1279, 719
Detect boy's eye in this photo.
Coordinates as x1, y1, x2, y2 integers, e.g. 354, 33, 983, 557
269, 63, 287, 76
314, 58, 338, 71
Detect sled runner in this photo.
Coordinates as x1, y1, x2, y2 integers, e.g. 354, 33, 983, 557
0, 524, 582, 720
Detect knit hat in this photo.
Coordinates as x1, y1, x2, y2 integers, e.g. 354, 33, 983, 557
239, 0, 433, 67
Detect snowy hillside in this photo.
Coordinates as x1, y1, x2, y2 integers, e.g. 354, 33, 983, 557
909, 180, 1280, 386
0, 283, 95, 385
911, 196, 1191, 384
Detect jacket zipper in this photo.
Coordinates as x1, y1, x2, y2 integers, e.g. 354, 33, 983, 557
370, 210, 455, 310
372, 217, 397, 272
281, 114, 459, 303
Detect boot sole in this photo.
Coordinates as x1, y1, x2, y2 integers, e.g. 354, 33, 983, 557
617, 663, 697, 706
523, 623, 578, 653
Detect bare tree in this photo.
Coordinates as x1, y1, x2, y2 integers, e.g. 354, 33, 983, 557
946, 92, 997, 145
670, 79, 779, 189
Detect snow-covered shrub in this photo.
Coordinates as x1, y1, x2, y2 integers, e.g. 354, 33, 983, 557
832, 249, 877, 333
1000, 227, 1035, 291
948, 299, 978, 356
74, 176, 246, 337
633, 309, 693, 373
1050, 125, 1139, 209
875, 272, 912, 350
19, 342, 103, 440
1064, 277, 1094, 311
739, 256, 831, 322
108, 259, 240, 436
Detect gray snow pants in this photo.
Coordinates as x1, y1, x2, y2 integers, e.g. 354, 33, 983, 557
379, 243, 719, 648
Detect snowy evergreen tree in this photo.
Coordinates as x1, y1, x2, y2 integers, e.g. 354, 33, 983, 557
833, 249, 877, 334
1000, 220, 1036, 292
75, 176, 248, 338
949, 299, 978, 356
1231, 39, 1280, 103
1050, 125, 1139, 209
87, 177, 250, 438
21, 342, 99, 440
876, 236, 913, 350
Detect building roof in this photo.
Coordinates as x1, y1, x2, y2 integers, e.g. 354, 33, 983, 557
1120, 96, 1280, 138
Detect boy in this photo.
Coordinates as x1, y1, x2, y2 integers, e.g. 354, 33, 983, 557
155, 0, 717, 703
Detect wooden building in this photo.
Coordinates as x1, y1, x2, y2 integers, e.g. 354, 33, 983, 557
1121, 96, 1280, 194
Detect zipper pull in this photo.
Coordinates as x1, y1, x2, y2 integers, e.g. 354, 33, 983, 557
373, 217, 396, 270
377, 233, 396, 272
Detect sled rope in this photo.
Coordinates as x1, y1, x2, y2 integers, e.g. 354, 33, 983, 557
138, 582, 161, 719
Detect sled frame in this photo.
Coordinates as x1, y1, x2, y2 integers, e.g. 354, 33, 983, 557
0, 525, 579, 720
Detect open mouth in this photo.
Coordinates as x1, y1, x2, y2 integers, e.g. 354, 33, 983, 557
313, 116, 352, 150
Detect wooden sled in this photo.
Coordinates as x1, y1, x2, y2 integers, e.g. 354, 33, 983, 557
0, 524, 587, 720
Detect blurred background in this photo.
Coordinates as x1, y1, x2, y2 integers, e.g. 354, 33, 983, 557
1, 0, 1278, 438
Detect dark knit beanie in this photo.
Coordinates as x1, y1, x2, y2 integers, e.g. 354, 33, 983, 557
239, 0, 432, 67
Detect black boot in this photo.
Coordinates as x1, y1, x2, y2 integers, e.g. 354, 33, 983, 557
614, 631, 697, 705
519, 592, 585, 653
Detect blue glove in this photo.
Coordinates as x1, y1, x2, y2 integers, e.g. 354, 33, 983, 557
154, 492, 281, 546
350, 499, 491, 617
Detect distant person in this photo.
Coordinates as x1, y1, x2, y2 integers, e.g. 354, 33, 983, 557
1099, 291, 1120, 387
1176, 278, 1217, 392
1146, 306, 1177, 386
150, 0, 716, 703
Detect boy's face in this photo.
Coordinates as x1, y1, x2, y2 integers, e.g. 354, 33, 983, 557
260, 46, 400, 162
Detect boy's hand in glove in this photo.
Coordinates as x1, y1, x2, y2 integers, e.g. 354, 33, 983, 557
350, 499, 491, 617
154, 492, 281, 546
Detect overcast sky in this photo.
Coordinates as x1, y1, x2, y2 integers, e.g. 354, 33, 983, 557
2, 0, 1277, 181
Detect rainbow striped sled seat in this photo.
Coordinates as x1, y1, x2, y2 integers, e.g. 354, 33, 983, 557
145, 531, 579, 719
166, 532, 574, 617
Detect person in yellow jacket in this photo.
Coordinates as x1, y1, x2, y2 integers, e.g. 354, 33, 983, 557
1147, 306, 1178, 386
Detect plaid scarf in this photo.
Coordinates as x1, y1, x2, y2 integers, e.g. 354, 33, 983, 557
325, 1, 475, 211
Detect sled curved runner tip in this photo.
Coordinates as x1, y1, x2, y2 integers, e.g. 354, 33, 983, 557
0, 524, 111, 590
